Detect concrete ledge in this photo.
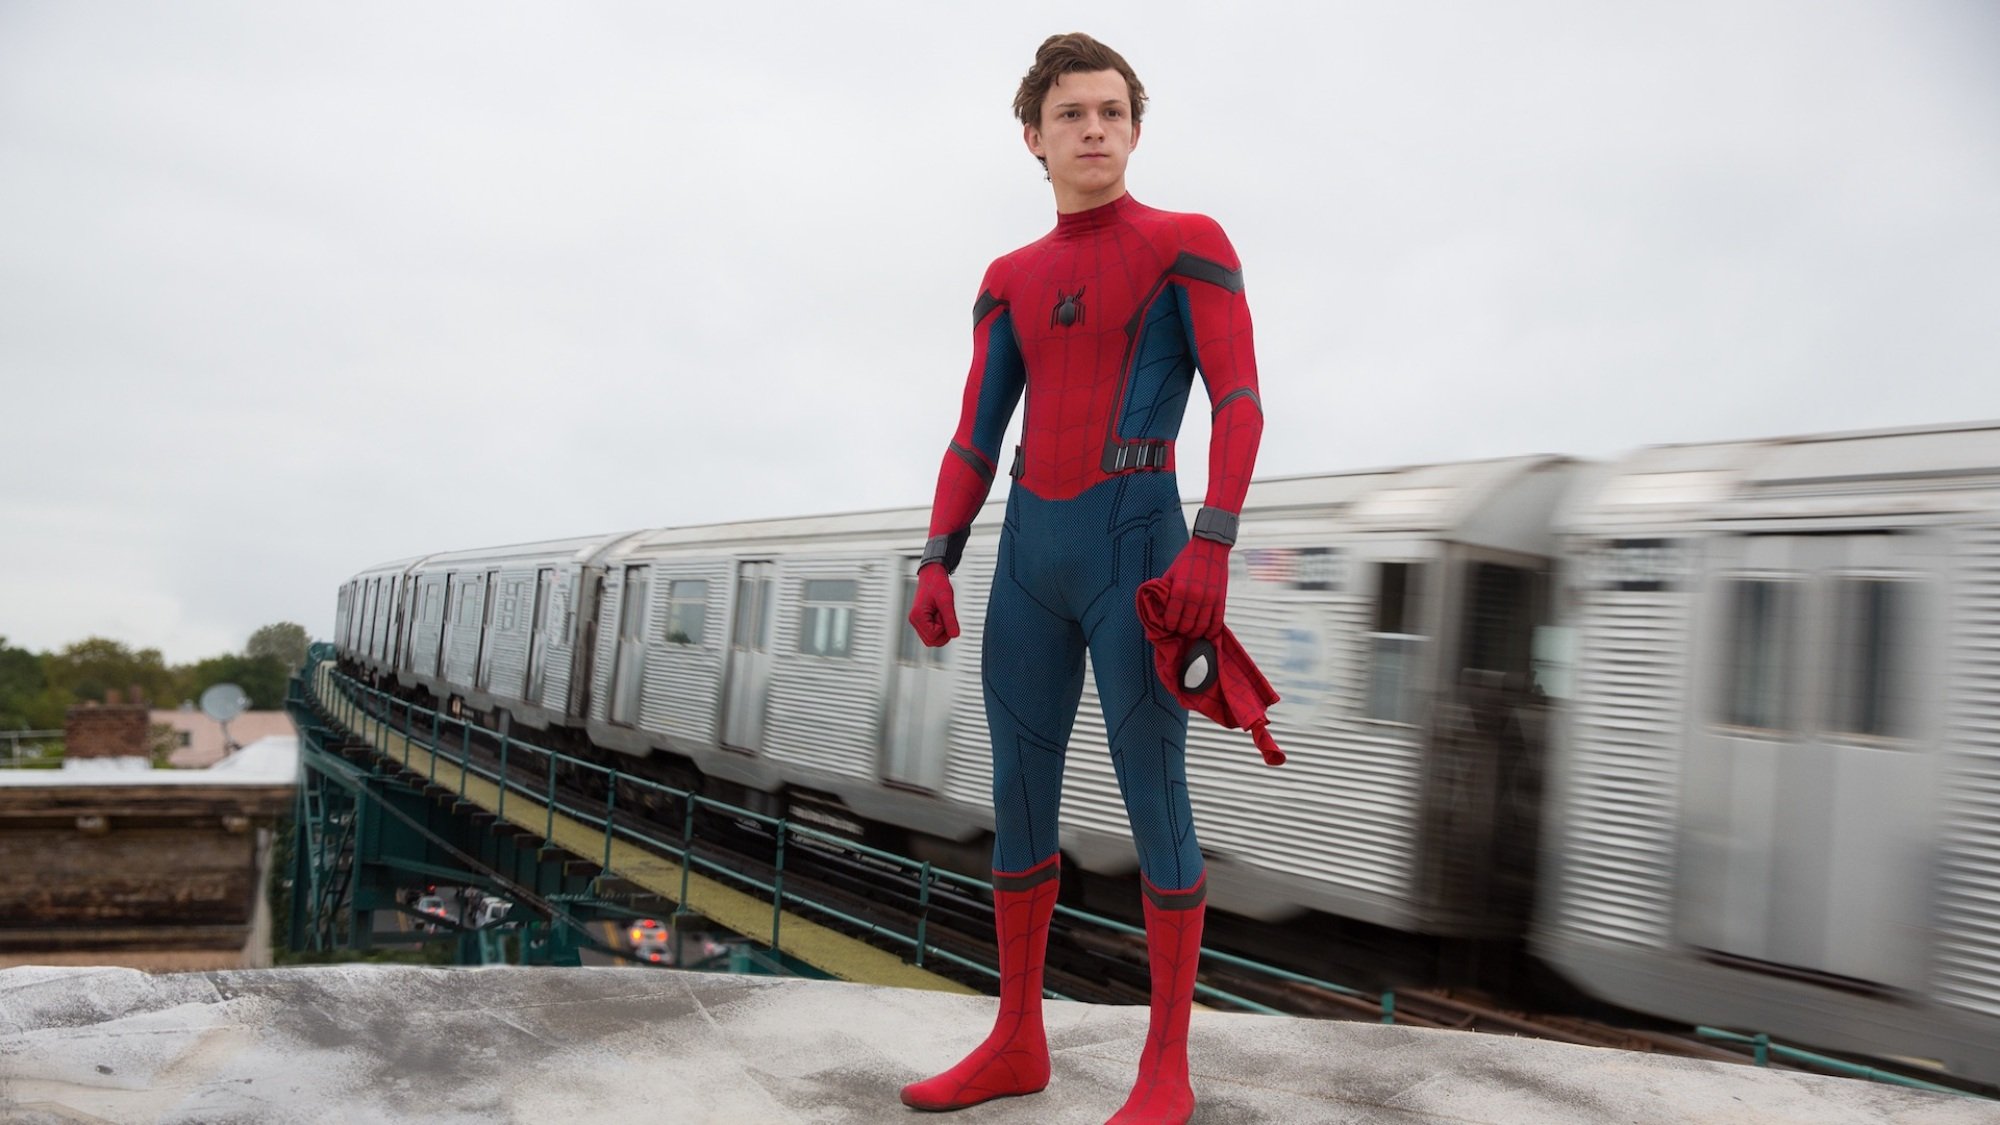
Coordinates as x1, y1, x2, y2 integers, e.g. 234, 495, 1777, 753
1, 965, 1992, 1124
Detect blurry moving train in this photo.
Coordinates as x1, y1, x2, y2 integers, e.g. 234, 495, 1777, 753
334, 419, 2000, 1083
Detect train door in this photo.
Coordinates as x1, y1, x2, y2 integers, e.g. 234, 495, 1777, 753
475, 568, 500, 691
609, 565, 649, 725
435, 574, 454, 677
884, 558, 952, 789
1683, 532, 1938, 990
721, 561, 775, 751
526, 568, 554, 706
572, 569, 606, 719
401, 575, 421, 672
340, 584, 354, 651
1418, 553, 1547, 928
361, 580, 379, 663
394, 574, 414, 672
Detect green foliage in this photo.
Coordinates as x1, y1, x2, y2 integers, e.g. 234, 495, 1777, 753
182, 652, 290, 711
246, 623, 309, 672
0, 623, 311, 739
43, 637, 179, 708
147, 722, 180, 768
0, 637, 64, 730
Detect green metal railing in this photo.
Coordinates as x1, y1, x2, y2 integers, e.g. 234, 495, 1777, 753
1695, 1027, 1982, 1099
311, 656, 1388, 1011
305, 651, 1993, 1099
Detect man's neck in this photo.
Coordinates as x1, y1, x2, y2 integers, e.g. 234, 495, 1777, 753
1053, 180, 1129, 214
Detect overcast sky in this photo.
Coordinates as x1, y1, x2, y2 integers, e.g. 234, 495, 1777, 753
3, 1, 1996, 664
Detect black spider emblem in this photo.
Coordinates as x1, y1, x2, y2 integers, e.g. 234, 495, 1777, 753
1052, 287, 1086, 328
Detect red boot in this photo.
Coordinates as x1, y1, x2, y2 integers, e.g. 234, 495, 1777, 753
1107, 873, 1206, 1124
901, 854, 1060, 1111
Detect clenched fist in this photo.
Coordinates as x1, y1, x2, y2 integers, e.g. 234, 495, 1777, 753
908, 563, 960, 647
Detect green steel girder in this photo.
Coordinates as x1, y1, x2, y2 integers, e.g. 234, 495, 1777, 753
286, 669, 649, 966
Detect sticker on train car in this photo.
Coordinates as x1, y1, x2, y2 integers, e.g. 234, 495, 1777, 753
1578, 538, 1689, 591
1271, 626, 1332, 713
1231, 547, 1346, 592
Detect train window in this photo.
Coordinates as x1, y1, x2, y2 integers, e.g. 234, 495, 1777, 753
799, 579, 857, 658
1531, 626, 1577, 701
1375, 562, 1421, 634
1720, 579, 1793, 731
664, 580, 709, 645
619, 568, 650, 642
1827, 579, 1905, 739
1367, 562, 1428, 724
1460, 562, 1534, 676
732, 571, 775, 652
733, 580, 754, 647
756, 577, 774, 646
533, 570, 554, 632
499, 578, 525, 632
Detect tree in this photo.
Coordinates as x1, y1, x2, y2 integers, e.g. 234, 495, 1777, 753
246, 623, 310, 672
42, 637, 178, 708
0, 638, 61, 730
183, 653, 289, 712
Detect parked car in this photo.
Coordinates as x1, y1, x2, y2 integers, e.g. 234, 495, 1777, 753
414, 895, 452, 933
626, 918, 670, 964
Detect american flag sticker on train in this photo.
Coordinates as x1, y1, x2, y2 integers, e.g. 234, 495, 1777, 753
1239, 548, 1297, 584
1232, 547, 1344, 591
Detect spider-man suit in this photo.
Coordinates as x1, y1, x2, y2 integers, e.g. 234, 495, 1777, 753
903, 192, 1263, 1121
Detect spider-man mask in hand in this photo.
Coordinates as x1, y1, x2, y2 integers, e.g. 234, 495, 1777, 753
1135, 579, 1286, 766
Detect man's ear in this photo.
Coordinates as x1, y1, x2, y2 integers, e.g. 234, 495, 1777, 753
1023, 122, 1045, 161
1130, 120, 1141, 153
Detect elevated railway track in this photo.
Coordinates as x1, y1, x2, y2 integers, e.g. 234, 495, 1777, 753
295, 653, 1993, 1101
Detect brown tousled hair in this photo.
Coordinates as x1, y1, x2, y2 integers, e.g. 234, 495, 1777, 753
1012, 33, 1147, 129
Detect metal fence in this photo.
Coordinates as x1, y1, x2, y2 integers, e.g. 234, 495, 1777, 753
314, 659, 1369, 1016
0, 729, 62, 768
309, 654, 1986, 1100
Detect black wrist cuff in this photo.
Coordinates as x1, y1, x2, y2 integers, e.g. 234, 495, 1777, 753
920, 530, 970, 574
1192, 507, 1239, 546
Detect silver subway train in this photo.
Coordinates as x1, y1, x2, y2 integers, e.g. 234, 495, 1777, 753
334, 419, 2000, 1083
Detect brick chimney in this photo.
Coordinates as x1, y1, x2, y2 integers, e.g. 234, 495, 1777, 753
65, 697, 151, 760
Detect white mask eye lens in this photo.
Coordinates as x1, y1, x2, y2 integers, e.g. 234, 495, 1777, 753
1182, 655, 1210, 690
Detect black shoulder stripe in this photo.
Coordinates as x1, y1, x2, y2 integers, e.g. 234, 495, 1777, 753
1211, 387, 1263, 418
972, 289, 1006, 325
1169, 250, 1244, 294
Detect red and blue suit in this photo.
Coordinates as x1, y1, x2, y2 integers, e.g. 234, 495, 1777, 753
902, 192, 1263, 1121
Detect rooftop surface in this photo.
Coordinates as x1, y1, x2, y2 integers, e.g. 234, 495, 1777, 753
2, 964, 1993, 1124
0, 735, 299, 788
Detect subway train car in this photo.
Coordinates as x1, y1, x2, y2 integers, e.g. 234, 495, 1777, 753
335, 455, 1577, 941
332, 418, 2000, 1084
1534, 420, 2000, 1082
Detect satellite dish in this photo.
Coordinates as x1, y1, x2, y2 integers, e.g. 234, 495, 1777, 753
201, 683, 251, 755
200, 684, 250, 724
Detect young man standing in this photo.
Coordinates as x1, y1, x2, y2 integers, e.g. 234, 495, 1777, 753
900, 32, 1266, 1125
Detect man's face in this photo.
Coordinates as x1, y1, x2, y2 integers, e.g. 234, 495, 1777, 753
1025, 69, 1139, 201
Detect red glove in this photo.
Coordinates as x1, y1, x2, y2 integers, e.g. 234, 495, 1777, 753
908, 563, 959, 647
1155, 537, 1231, 639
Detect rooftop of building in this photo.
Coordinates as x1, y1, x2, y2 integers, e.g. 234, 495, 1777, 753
1, 964, 1990, 1124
